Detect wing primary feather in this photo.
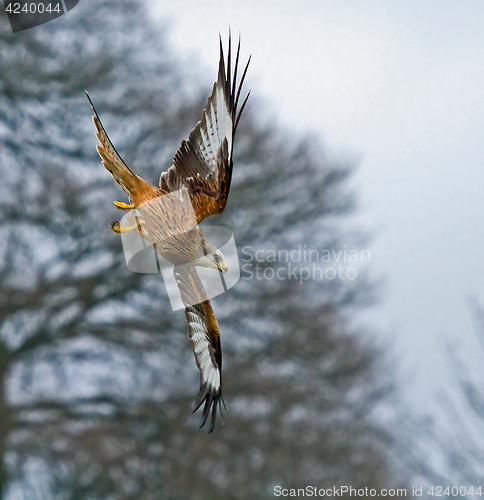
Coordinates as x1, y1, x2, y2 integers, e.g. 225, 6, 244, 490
227, 28, 232, 106
218, 34, 226, 97
209, 399, 217, 433
235, 90, 251, 133
201, 392, 213, 428
234, 54, 251, 120
193, 380, 210, 412
232, 34, 241, 100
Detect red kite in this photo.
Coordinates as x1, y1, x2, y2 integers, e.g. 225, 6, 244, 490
87, 34, 250, 432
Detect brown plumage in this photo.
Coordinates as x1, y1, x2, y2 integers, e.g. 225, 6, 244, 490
87, 33, 250, 432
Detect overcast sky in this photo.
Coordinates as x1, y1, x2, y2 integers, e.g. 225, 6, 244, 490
148, 0, 484, 435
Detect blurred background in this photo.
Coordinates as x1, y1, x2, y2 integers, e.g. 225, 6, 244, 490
1, 0, 484, 498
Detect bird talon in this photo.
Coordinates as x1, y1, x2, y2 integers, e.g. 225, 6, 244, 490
110, 220, 135, 233
113, 201, 136, 210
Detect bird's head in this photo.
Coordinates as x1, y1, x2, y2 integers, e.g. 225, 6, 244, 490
194, 244, 228, 274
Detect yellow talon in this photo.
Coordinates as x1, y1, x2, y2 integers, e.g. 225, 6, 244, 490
110, 220, 136, 233
113, 201, 136, 210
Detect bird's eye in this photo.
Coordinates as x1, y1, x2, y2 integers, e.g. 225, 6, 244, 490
214, 254, 219, 262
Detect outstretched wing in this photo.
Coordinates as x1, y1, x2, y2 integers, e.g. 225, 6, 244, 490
86, 91, 162, 204
159, 33, 250, 223
174, 266, 224, 432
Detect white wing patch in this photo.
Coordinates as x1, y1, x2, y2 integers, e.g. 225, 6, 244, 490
175, 268, 224, 432
192, 78, 233, 179
159, 33, 250, 224
186, 308, 221, 394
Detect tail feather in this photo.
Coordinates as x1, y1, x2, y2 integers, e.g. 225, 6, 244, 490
86, 91, 152, 201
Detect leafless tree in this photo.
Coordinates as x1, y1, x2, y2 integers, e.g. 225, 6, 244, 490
0, 2, 407, 497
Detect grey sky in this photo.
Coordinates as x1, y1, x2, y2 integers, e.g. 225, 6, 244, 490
149, 0, 484, 434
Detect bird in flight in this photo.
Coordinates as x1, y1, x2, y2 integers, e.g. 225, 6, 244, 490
87, 34, 250, 432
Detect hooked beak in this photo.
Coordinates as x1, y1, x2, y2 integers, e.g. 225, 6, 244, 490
217, 262, 228, 274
